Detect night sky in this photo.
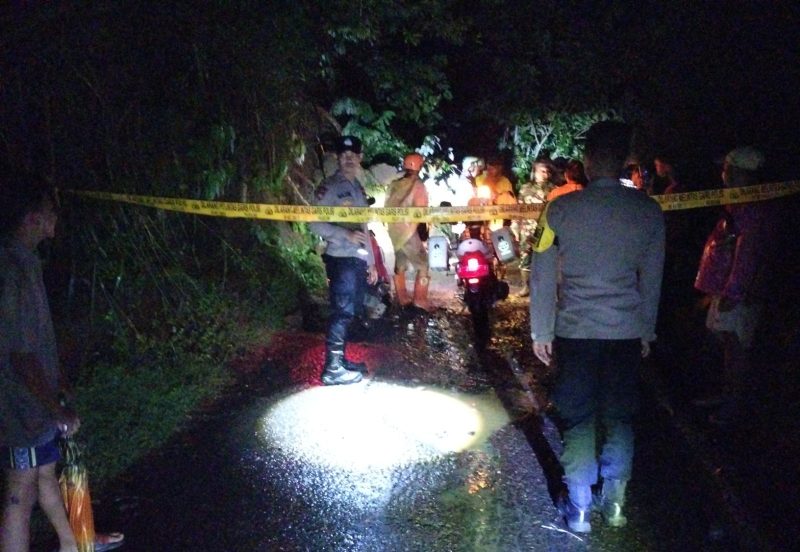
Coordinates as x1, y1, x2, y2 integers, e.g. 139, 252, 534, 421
1, 1, 798, 183
633, 1, 800, 179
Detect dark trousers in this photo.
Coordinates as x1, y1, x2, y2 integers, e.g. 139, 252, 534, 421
323, 255, 367, 354
552, 337, 641, 508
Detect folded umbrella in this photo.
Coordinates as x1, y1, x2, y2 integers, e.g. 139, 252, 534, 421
59, 435, 96, 552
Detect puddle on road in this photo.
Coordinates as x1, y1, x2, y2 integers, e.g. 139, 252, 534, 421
258, 382, 510, 473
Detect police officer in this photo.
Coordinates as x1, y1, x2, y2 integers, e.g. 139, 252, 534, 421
310, 136, 378, 385
530, 122, 665, 532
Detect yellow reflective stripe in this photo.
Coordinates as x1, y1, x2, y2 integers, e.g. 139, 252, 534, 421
532, 203, 556, 253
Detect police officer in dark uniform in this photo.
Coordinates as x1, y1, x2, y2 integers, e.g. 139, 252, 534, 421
310, 136, 378, 385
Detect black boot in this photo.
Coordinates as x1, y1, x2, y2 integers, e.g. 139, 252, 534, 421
343, 358, 368, 374
322, 350, 363, 385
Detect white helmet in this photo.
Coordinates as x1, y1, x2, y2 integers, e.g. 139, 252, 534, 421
457, 238, 490, 258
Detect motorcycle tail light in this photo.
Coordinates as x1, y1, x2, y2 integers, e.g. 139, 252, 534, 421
457, 251, 490, 279
468, 277, 480, 284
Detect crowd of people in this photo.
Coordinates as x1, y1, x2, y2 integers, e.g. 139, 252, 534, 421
1, 124, 783, 547
309, 126, 780, 535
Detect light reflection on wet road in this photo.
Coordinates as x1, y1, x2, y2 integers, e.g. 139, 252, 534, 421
58, 274, 717, 551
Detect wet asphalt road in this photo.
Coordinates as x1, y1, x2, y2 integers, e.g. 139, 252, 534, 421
35, 271, 753, 551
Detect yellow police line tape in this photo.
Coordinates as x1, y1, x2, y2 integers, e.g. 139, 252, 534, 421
651, 180, 800, 211
71, 180, 800, 223
71, 190, 544, 223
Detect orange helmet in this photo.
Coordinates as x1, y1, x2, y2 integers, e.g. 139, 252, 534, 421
402, 153, 425, 172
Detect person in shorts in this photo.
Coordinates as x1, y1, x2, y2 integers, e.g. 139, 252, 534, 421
0, 172, 82, 552
1, 172, 123, 552
385, 153, 430, 311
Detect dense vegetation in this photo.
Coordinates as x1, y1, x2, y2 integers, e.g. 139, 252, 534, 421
1, 0, 796, 487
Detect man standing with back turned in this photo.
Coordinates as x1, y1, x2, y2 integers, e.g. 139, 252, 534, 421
529, 122, 665, 532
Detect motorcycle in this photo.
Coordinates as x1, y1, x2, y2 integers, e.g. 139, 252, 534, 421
455, 222, 510, 345
433, 200, 513, 346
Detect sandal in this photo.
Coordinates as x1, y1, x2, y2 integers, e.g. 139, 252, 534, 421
95, 532, 125, 551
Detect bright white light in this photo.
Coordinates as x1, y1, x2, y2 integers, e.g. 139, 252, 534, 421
259, 382, 509, 473
467, 257, 480, 271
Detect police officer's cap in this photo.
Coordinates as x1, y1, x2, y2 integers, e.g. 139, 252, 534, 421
335, 135, 362, 155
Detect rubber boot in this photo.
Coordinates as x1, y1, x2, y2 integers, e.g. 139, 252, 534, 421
394, 273, 412, 307
557, 495, 591, 533
598, 479, 628, 527
516, 268, 530, 297
558, 485, 592, 533
343, 345, 368, 374
321, 350, 363, 385
344, 358, 368, 374
412, 273, 430, 311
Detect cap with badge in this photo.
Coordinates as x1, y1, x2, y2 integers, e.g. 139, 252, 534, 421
725, 146, 764, 171
335, 135, 362, 155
